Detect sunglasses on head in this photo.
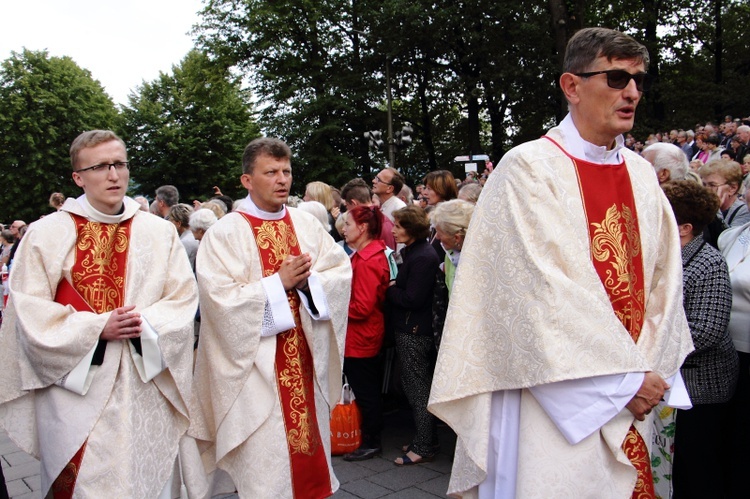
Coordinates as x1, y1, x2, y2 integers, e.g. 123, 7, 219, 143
574, 69, 654, 92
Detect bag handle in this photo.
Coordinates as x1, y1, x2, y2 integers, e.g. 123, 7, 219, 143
340, 375, 356, 404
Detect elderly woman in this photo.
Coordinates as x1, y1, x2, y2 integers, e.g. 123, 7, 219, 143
168, 203, 199, 271
387, 206, 440, 466
718, 189, 750, 497
430, 200, 475, 349
699, 159, 750, 230
661, 181, 738, 498
340, 205, 391, 462
189, 208, 218, 242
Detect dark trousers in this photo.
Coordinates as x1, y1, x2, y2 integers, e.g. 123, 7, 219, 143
673, 402, 729, 498
344, 355, 383, 449
721, 351, 750, 498
395, 332, 437, 456
0, 463, 8, 499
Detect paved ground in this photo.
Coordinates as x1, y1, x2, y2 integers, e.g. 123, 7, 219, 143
1, 407, 455, 498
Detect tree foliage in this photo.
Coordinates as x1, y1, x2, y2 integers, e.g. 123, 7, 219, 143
0, 49, 119, 222
192, 0, 750, 191
120, 50, 260, 203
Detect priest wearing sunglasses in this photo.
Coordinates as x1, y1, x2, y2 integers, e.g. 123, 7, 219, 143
429, 28, 693, 498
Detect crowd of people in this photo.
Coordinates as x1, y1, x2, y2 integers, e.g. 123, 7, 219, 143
0, 26, 747, 499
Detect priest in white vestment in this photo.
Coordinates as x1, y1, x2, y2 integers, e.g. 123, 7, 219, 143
190, 137, 351, 498
0, 130, 199, 498
428, 28, 694, 498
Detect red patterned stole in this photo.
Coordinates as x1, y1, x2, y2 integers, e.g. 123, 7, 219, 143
240, 211, 332, 499
544, 136, 654, 498
51, 213, 132, 499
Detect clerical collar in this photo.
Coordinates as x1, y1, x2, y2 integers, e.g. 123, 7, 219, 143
236, 194, 287, 220
79, 195, 129, 224
556, 113, 625, 165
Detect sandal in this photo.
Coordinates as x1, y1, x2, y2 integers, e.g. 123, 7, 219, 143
401, 443, 440, 454
394, 450, 435, 466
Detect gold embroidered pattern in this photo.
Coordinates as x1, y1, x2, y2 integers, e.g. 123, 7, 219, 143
590, 204, 645, 337
72, 220, 130, 313
278, 314, 318, 456
254, 220, 298, 277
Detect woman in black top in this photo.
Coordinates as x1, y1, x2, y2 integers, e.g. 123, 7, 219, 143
662, 180, 738, 499
387, 205, 440, 466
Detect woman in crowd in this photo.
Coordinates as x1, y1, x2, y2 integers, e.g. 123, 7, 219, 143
189, 208, 218, 242
168, 203, 199, 272
304, 181, 340, 241
429, 199, 475, 349
422, 170, 458, 207
699, 159, 750, 229
431, 200, 475, 297
297, 200, 331, 232
662, 181, 738, 498
691, 134, 709, 164
423, 170, 459, 260
457, 183, 482, 205
387, 205, 440, 466
340, 205, 391, 462
700, 133, 724, 163
0, 230, 14, 266
718, 187, 750, 497
48, 192, 65, 211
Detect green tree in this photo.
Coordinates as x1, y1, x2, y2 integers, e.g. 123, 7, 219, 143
196, 0, 376, 192
120, 50, 260, 203
0, 49, 119, 222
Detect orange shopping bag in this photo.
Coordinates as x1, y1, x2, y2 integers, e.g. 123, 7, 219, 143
330, 380, 362, 455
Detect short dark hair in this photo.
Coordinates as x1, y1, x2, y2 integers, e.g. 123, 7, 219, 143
563, 27, 650, 74
341, 178, 372, 204
393, 205, 430, 241
242, 137, 292, 174
385, 168, 405, 194
662, 180, 720, 235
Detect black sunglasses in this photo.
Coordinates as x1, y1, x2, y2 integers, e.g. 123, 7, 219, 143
574, 69, 654, 92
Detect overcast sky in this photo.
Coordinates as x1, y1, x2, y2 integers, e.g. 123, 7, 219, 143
0, 0, 205, 106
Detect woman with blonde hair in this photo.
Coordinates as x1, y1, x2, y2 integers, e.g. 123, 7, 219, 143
430, 199, 475, 349
304, 181, 340, 240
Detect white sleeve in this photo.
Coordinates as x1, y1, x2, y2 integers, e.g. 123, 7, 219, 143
129, 317, 166, 383
663, 371, 692, 409
529, 372, 645, 444
295, 272, 331, 321
260, 273, 296, 336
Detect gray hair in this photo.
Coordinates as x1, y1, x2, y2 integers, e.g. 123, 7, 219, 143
168, 203, 194, 227
643, 143, 689, 181
563, 27, 649, 74
430, 199, 475, 237
189, 208, 218, 232
155, 185, 179, 207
